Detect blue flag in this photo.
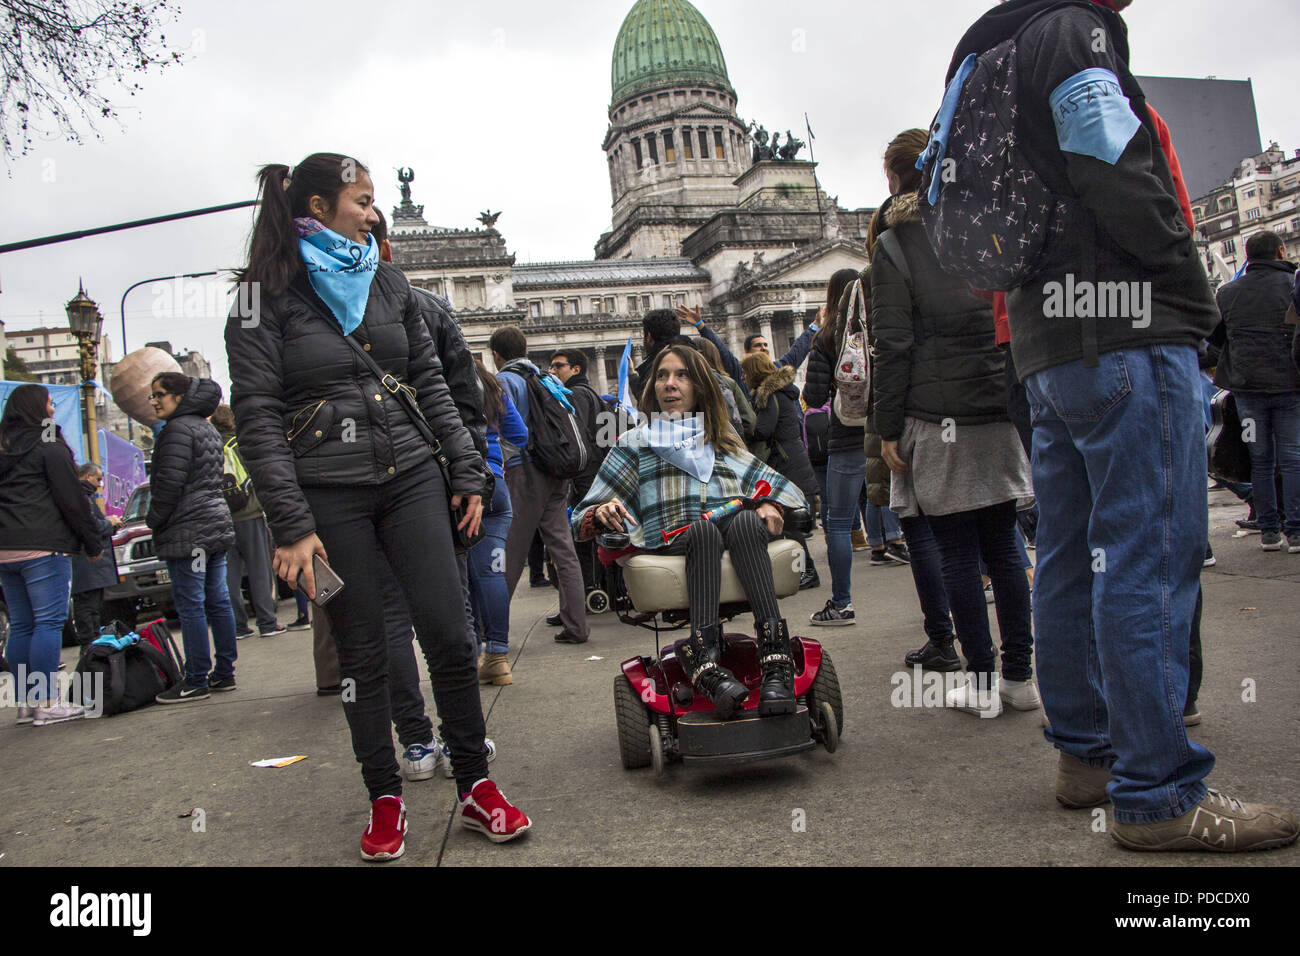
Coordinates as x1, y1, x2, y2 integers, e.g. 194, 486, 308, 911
616, 337, 638, 425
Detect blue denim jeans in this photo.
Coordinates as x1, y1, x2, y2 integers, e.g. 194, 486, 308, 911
165, 551, 238, 687
864, 503, 902, 548
1025, 345, 1214, 824
824, 450, 867, 606
467, 476, 514, 655
0, 554, 71, 703
899, 514, 954, 644
1232, 392, 1300, 535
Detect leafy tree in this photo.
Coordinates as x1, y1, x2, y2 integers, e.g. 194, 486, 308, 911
4, 346, 38, 381
1, 1, 186, 162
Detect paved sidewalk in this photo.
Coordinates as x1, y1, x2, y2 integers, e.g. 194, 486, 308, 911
1, 491, 1295, 866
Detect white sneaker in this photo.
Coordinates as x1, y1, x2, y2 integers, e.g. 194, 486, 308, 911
16, 704, 35, 725
442, 737, 497, 778
400, 739, 445, 781
999, 676, 1041, 711
32, 702, 86, 726
945, 674, 1002, 718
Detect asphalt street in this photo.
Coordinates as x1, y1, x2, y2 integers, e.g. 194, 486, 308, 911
1, 489, 1296, 867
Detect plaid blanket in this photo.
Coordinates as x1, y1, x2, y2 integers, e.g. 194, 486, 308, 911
571, 435, 807, 549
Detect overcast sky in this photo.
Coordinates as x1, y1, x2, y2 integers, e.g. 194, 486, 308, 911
2, 0, 1298, 393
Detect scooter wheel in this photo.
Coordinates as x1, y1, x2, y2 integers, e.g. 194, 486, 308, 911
819, 701, 839, 754
586, 589, 610, 614
649, 724, 666, 776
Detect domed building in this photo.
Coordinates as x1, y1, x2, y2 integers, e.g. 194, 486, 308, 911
390, 0, 873, 392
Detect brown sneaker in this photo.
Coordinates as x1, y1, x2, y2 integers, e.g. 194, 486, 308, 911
1056, 752, 1112, 808
478, 652, 513, 686
1111, 789, 1299, 852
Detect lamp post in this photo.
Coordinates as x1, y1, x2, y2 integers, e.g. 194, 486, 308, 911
66, 280, 104, 466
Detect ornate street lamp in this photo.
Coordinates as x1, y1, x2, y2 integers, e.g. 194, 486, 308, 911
66, 280, 104, 465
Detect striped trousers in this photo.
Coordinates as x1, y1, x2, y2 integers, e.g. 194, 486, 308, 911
662, 509, 781, 628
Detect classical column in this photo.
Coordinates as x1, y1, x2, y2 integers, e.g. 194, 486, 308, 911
760, 314, 774, 353
593, 345, 609, 394
725, 314, 742, 357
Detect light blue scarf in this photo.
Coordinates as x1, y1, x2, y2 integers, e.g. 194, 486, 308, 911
641, 415, 714, 483
296, 218, 379, 335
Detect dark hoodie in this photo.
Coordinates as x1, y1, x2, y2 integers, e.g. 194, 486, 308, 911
0, 428, 102, 556
750, 365, 819, 498
146, 378, 236, 561
944, 0, 1217, 378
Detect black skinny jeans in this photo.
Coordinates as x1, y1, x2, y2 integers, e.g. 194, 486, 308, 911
898, 514, 955, 645
303, 461, 487, 799
662, 510, 781, 628
925, 500, 1034, 681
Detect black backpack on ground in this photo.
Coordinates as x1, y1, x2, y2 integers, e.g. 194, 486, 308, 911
71, 620, 183, 717
508, 364, 592, 479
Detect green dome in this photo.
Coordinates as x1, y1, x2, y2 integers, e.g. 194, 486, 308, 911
611, 0, 733, 106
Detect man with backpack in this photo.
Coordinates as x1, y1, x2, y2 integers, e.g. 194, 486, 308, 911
211, 405, 284, 638
492, 326, 590, 644
934, 0, 1296, 850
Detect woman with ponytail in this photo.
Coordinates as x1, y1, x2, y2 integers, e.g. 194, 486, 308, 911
869, 129, 1036, 719
225, 153, 529, 859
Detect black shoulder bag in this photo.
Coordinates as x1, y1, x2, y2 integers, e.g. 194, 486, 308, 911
342, 335, 488, 553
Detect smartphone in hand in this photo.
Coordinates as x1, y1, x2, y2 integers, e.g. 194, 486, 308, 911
298, 553, 345, 607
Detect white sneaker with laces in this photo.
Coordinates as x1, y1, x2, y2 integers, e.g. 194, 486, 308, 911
32, 702, 86, 726
400, 739, 445, 781
999, 676, 1041, 711
442, 737, 497, 778
946, 674, 1002, 718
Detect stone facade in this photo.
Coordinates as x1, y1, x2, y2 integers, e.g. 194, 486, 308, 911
1193, 144, 1300, 284
388, 0, 874, 392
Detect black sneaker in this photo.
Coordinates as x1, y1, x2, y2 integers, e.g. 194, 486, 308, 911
884, 540, 911, 564
869, 549, 890, 566
1235, 518, 1260, 533
553, 631, 588, 644
545, 613, 563, 627
1183, 698, 1201, 727
799, 569, 821, 590
809, 600, 855, 626
287, 614, 311, 631
1261, 531, 1283, 551
208, 675, 237, 693
1203, 544, 1216, 568
905, 639, 962, 672
259, 624, 287, 638
235, 628, 255, 640
156, 682, 210, 704
1288, 534, 1300, 554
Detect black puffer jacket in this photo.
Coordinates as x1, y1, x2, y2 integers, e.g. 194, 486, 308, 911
146, 378, 236, 560
0, 429, 102, 556
413, 287, 488, 456
751, 366, 819, 498
70, 480, 119, 593
870, 192, 1007, 442
225, 263, 488, 548
1211, 259, 1300, 395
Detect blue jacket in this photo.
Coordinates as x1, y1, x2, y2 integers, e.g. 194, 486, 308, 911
486, 390, 528, 479
496, 358, 539, 468
699, 324, 818, 400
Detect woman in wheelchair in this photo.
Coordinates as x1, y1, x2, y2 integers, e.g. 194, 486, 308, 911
571, 345, 808, 720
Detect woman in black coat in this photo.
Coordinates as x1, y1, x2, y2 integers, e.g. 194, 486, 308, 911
0, 384, 102, 724
146, 372, 237, 699
69, 463, 122, 644
224, 151, 528, 860
742, 352, 821, 588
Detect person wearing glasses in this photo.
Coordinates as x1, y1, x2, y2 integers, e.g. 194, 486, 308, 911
145, 372, 239, 702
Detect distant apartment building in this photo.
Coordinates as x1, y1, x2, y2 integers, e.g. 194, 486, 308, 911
1192, 144, 1300, 284
6, 325, 114, 390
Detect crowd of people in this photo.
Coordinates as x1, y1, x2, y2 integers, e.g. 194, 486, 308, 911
2, 0, 1297, 861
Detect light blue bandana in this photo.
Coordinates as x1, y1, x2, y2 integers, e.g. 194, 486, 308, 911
296, 218, 379, 335
641, 415, 714, 483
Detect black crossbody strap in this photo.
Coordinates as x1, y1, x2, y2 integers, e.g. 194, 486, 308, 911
341, 335, 455, 475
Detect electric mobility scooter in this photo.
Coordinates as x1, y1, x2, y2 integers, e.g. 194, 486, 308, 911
602, 497, 843, 776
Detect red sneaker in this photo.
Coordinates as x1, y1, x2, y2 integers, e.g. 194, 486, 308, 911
457, 779, 531, 843
360, 795, 407, 861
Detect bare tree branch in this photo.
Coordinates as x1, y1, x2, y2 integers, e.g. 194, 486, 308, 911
0, 0, 186, 163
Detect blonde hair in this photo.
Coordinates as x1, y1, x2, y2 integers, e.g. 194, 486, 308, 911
740, 351, 777, 390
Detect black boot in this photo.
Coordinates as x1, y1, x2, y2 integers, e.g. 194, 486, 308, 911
756, 619, 796, 716
674, 624, 747, 720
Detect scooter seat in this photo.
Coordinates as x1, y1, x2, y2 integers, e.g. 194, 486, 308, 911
620, 539, 803, 614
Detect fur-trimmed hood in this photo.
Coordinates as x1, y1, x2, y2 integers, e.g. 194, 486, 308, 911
885, 190, 921, 228
752, 364, 797, 410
